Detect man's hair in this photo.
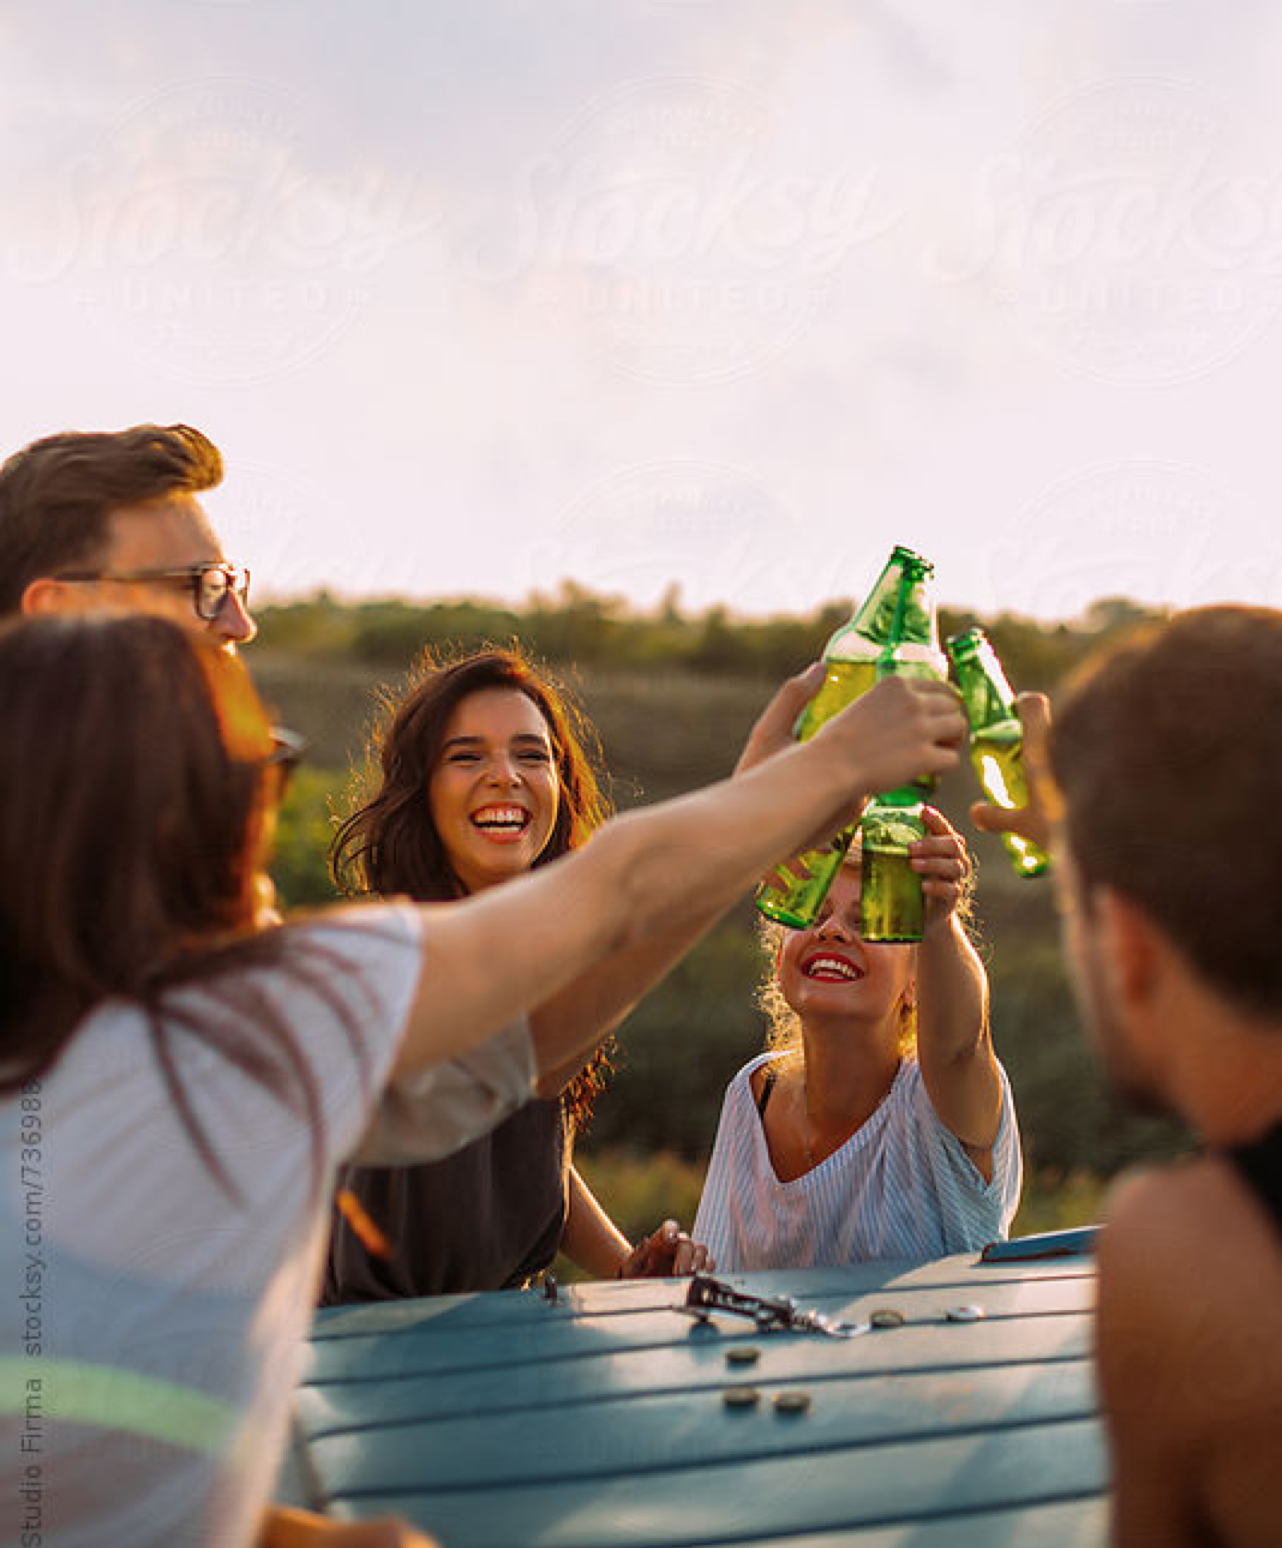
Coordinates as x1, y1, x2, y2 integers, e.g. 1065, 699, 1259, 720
0, 423, 223, 614
1050, 605, 1282, 1020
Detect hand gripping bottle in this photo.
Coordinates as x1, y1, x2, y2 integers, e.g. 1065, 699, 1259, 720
857, 557, 948, 942
857, 795, 930, 943
945, 627, 1051, 879
755, 546, 945, 931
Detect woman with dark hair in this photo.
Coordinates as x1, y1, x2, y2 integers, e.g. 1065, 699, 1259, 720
0, 614, 963, 1546
323, 647, 705, 1298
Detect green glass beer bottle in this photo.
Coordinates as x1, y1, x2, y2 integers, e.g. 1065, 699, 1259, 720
756, 546, 944, 930
858, 794, 927, 943
945, 627, 1050, 879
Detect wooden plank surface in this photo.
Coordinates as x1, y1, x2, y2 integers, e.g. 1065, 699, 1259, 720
297, 1314, 1091, 1435
330, 1421, 1106, 1548
288, 1249, 1106, 1546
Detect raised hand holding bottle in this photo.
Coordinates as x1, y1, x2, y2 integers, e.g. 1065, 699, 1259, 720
756, 546, 945, 931
945, 628, 1051, 878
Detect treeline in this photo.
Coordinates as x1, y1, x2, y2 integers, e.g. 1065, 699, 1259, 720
255, 582, 1165, 689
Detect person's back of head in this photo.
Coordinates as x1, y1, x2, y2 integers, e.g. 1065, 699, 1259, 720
1050, 604, 1282, 1022
0, 612, 266, 1083
0, 424, 224, 615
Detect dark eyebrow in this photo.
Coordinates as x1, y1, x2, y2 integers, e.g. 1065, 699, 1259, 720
440, 732, 552, 751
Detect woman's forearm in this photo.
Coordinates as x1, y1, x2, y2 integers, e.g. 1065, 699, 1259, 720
915, 916, 1002, 1154
560, 1164, 633, 1278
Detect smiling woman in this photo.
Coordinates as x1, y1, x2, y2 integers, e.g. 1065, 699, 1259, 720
323, 645, 710, 1302
694, 827, 1023, 1271
427, 688, 562, 893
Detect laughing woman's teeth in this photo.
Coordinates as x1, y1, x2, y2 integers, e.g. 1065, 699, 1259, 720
472, 806, 529, 831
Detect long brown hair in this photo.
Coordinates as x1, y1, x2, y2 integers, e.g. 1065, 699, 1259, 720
0, 614, 349, 1196
331, 644, 613, 1127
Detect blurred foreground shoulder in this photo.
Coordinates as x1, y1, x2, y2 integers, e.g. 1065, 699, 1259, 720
1097, 1155, 1282, 1548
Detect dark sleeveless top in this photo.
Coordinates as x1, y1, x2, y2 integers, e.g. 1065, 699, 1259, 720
321, 1096, 570, 1303
1226, 1121, 1282, 1232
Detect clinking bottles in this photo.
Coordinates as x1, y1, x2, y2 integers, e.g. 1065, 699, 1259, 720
755, 546, 946, 933
945, 627, 1050, 879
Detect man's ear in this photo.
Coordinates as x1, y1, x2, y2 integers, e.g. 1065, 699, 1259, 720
1092, 886, 1164, 1013
20, 576, 77, 615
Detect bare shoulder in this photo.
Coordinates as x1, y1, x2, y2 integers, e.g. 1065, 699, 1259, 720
1098, 1154, 1282, 1546
1101, 1154, 1282, 1303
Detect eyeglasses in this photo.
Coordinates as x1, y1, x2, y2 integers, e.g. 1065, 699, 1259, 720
54, 562, 251, 622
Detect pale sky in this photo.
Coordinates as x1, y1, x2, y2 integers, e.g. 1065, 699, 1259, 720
4, 1, 1282, 621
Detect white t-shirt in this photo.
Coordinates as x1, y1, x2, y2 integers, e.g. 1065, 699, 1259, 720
0, 904, 534, 1548
693, 1051, 1022, 1272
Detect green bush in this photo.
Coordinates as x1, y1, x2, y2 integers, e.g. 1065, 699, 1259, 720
270, 767, 343, 907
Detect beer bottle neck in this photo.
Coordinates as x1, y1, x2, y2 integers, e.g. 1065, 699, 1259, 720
948, 632, 1018, 729
825, 551, 941, 667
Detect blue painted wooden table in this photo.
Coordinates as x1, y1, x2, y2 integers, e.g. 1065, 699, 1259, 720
284, 1234, 1105, 1546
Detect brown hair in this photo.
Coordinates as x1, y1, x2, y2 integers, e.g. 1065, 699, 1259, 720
331, 645, 613, 1128
1050, 604, 1282, 1021
0, 424, 223, 613
0, 614, 349, 1196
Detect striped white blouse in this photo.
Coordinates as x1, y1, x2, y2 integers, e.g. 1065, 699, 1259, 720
693, 1051, 1022, 1272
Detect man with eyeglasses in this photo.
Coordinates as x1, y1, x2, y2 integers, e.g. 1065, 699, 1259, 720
0, 422, 256, 648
